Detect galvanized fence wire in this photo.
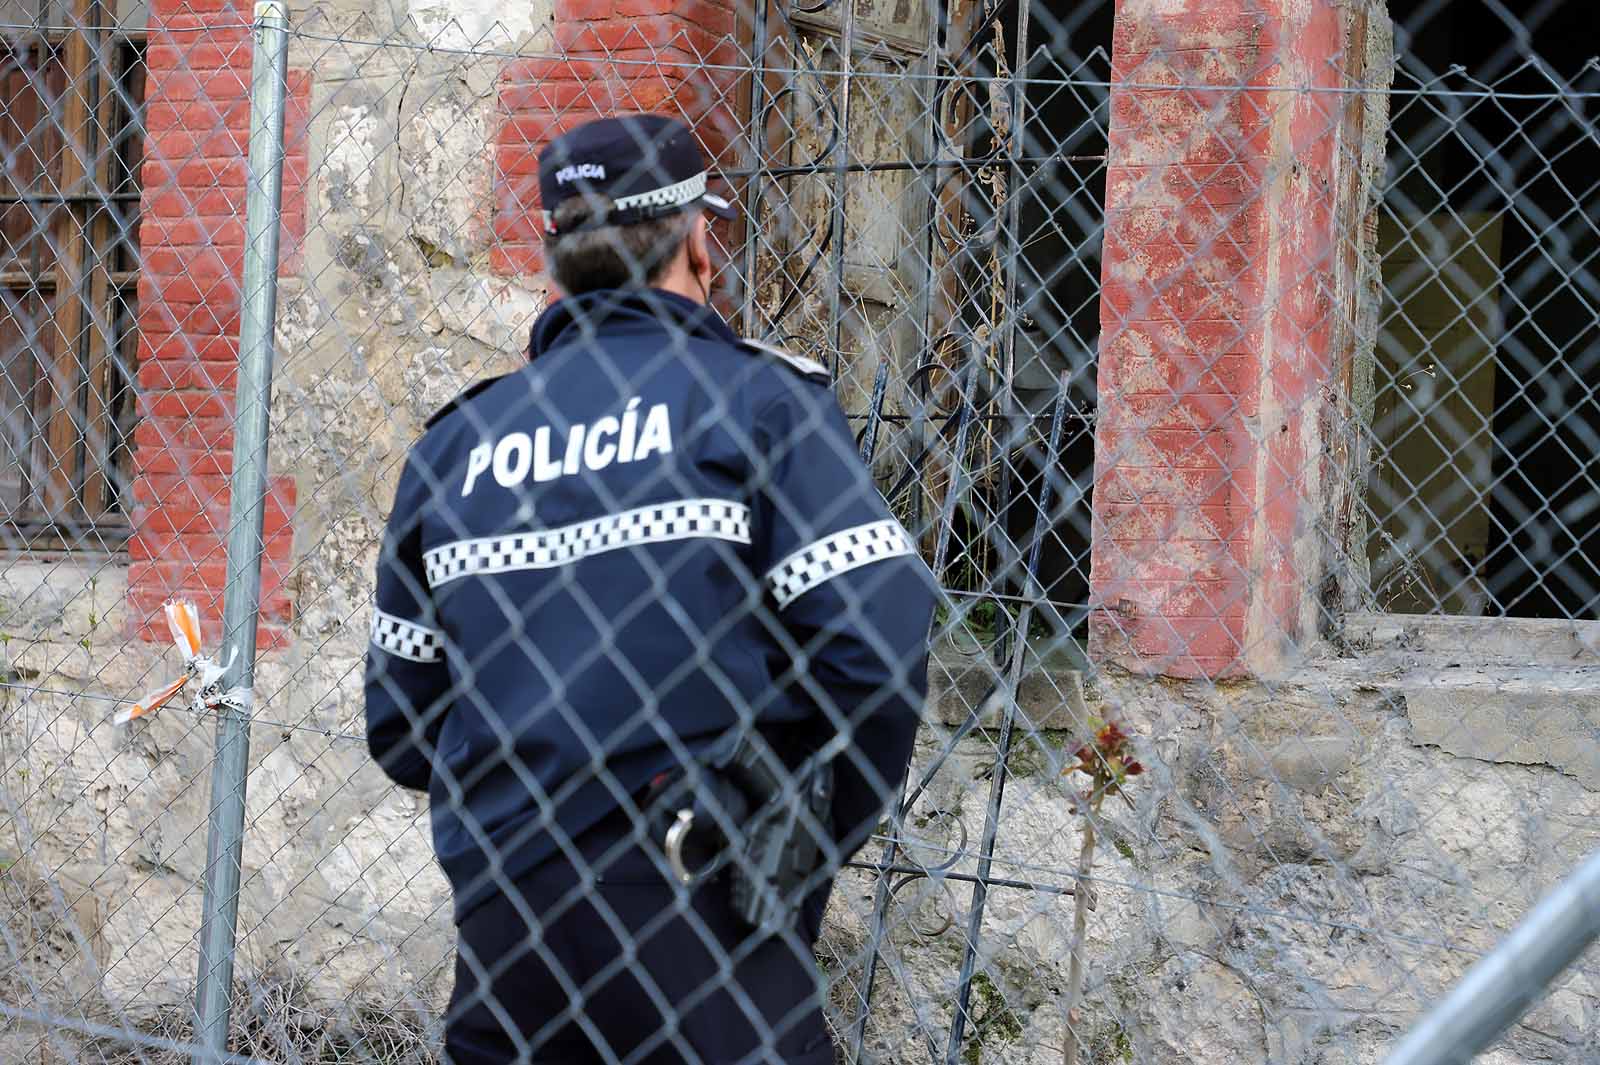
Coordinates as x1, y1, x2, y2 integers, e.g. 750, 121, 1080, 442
2, 0, 1599, 1062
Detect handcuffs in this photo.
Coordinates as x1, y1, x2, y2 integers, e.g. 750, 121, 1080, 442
652, 736, 836, 930
657, 769, 752, 885
664, 808, 706, 885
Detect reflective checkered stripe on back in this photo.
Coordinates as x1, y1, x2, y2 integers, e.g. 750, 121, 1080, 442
422, 499, 754, 588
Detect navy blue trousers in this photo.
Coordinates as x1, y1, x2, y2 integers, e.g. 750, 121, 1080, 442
444, 817, 835, 1065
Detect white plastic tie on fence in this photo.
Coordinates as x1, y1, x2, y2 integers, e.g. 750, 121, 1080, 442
115, 600, 247, 725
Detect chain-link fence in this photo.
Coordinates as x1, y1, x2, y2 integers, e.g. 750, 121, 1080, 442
2, 0, 1598, 1061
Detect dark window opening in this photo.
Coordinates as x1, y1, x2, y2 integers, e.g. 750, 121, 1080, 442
943, 0, 1113, 640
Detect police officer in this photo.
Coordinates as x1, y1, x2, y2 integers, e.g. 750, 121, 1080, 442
364, 113, 934, 1064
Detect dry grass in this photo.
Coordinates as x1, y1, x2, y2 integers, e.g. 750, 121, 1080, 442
2, 853, 439, 1064
92, 973, 437, 1065
2, 867, 435, 1063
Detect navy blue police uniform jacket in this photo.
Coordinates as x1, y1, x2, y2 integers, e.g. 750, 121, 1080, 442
364, 287, 935, 923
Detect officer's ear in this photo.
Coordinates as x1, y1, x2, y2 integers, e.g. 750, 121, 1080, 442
685, 212, 712, 281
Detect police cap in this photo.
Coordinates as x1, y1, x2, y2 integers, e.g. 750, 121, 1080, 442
538, 114, 737, 237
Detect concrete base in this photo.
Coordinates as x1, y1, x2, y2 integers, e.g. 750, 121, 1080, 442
1400, 669, 1600, 789
1343, 611, 1600, 666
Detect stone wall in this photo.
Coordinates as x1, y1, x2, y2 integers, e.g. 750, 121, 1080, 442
5, 547, 1598, 1062
124, 0, 551, 642
845, 620, 1600, 1061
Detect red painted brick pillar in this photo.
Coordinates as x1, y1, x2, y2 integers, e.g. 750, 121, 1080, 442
1090, 0, 1363, 678
492, 0, 742, 277
130, 2, 310, 648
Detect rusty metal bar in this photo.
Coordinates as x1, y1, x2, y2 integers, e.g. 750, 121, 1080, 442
0, 192, 144, 203
945, 372, 1065, 1065
822, 0, 856, 378
944, 0, 1038, 1054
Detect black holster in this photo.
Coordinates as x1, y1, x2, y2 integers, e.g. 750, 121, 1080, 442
647, 735, 834, 932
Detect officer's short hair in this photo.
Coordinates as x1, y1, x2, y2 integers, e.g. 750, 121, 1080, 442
546, 195, 695, 294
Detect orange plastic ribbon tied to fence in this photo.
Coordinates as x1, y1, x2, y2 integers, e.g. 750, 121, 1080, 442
115, 599, 248, 726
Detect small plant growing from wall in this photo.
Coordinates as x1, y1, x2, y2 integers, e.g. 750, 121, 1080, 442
1061, 719, 1142, 1065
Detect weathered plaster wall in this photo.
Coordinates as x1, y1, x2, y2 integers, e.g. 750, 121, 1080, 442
835, 621, 1600, 1062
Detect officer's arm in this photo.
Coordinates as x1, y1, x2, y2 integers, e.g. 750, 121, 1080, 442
751, 381, 936, 859
364, 455, 450, 792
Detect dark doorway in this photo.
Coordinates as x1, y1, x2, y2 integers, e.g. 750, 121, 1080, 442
1372, 0, 1599, 619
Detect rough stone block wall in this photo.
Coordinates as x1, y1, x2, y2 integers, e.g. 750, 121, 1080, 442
492, 0, 742, 277
1091, 0, 1360, 679
130, 0, 312, 648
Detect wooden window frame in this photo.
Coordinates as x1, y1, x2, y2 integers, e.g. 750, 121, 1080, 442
1, 0, 145, 555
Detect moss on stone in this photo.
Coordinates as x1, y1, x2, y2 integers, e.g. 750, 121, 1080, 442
960, 973, 1023, 1064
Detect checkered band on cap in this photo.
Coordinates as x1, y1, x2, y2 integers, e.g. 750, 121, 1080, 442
423, 499, 752, 588
543, 173, 720, 234
370, 609, 443, 663
612, 170, 707, 213
765, 519, 916, 609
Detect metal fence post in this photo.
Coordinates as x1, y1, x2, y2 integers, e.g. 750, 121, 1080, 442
191, 1, 291, 1057
1383, 848, 1600, 1065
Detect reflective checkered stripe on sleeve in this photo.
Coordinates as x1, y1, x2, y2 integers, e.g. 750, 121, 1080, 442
423, 499, 752, 588
370, 609, 443, 663
765, 519, 916, 609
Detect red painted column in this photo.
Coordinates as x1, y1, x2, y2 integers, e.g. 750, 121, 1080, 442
130, 3, 311, 647
1090, 0, 1358, 678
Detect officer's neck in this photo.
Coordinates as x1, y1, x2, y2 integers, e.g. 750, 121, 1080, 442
651, 258, 710, 307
